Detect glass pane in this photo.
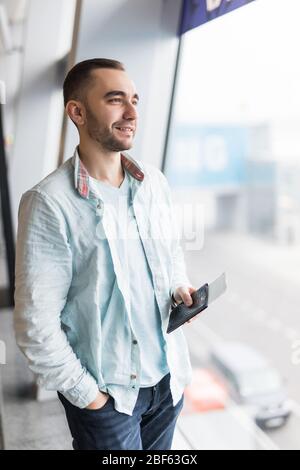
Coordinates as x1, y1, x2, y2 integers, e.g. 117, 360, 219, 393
166, 0, 300, 449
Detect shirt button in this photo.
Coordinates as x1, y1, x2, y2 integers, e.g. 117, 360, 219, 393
132, 340, 138, 345
130, 374, 137, 380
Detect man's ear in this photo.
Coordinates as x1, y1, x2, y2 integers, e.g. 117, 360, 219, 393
65, 100, 86, 127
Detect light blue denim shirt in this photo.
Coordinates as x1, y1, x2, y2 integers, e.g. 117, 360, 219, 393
14, 147, 193, 415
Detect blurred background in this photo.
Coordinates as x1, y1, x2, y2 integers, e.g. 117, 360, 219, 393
1, 0, 300, 450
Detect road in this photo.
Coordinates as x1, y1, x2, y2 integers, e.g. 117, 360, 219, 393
182, 230, 300, 450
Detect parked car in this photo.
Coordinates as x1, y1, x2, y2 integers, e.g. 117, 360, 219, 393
210, 342, 291, 429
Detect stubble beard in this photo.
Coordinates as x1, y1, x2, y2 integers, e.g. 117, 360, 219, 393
85, 106, 133, 152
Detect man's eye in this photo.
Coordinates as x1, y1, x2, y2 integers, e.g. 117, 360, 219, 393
109, 98, 138, 105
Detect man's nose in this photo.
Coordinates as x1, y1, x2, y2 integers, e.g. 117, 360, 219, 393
123, 102, 138, 120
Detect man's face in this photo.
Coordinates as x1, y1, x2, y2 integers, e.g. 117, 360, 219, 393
81, 68, 139, 152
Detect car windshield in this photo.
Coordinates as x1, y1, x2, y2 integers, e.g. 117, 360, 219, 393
238, 368, 282, 396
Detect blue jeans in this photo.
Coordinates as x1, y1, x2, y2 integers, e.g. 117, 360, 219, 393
58, 373, 184, 450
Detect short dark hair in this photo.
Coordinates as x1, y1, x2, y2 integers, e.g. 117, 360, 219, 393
63, 58, 125, 107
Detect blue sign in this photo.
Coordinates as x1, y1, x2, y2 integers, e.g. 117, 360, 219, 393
165, 125, 249, 188
179, 0, 255, 35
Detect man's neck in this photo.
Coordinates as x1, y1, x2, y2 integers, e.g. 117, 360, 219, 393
78, 141, 125, 188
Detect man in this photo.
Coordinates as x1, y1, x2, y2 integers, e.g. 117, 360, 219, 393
14, 58, 199, 450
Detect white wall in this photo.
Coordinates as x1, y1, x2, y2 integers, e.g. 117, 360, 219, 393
8, 0, 76, 227
63, 0, 182, 171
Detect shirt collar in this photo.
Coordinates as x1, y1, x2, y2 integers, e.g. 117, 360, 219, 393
72, 146, 144, 199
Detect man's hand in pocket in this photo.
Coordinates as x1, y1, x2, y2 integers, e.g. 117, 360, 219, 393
85, 391, 110, 410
